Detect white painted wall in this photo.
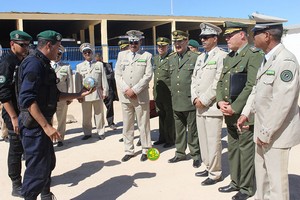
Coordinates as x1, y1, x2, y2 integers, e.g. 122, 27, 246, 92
282, 25, 300, 62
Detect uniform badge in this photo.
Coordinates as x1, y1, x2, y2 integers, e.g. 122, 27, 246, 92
266, 70, 275, 75
280, 70, 293, 82
0, 75, 6, 84
207, 61, 217, 65
15, 34, 19, 39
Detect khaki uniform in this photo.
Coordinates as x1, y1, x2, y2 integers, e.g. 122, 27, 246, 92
115, 49, 153, 155
191, 47, 227, 180
75, 60, 109, 136
169, 50, 200, 160
216, 44, 263, 196
153, 53, 175, 144
52, 61, 73, 141
242, 44, 300, 200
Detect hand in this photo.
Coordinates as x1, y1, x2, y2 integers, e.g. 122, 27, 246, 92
43, 124, 62, 142
257, 137, 268, 147
11, 116, 19, 134
102, 95, 107, 100
237, 115, 249, 132
125, 88, 137, 99
80, 87, 96, 97
194, 98, 205, 109
218, 101, 234, 116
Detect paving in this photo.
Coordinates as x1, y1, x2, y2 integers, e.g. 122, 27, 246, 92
1, 99, 300, 200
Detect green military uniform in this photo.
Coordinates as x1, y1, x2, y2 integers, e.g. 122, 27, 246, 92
169, 31, 201, 161
153, 37, 175, 145
216, 22, 264, 197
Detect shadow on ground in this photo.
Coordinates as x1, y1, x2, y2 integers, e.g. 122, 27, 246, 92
70, 172, 156, 200
51, 160, 121, 187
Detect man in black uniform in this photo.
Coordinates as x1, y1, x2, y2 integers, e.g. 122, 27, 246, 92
0, 30, 32, 198
18, 30, 95, 200
95, 53, 119, 130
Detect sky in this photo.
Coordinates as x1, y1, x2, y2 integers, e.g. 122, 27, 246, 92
0, 0, 299, 26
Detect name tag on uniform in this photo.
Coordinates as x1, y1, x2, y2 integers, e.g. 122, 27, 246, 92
137, 59, 146, 62
266, 70, 275, 75
207, 61, 217, 65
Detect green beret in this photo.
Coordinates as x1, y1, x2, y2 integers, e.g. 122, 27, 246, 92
172, 30, 189, 41
156, 37, 171, 45
223, 21, 248, 35
188, 39, 200, 48
37, 30, 62, 42
10, 30, 32, 41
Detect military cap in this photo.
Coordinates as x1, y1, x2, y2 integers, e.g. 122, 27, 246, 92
37, 30, 62, 42
58, 45, 65, 53
172, 30, 189, 41
251, 12, 287, 32
118, 40, 129, 49
10, 30, 32, 41
188, 39, 200, 48
223, 21, 248, 35
126, 30, 144, 42
79, 43, 93, 53
156, 37, 171, 45
199, 22, 222, 36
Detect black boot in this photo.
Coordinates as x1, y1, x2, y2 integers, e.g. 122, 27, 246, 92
41, 192, 56, 200
12, 180, 23, 198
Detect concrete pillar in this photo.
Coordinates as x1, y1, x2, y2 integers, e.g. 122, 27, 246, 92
171, 20, 176, 51
152, 26, 156, 55
101, 19, 109, 62
89, 25, 95, 47
80, 30, 85, 43
16, 19, 23, 31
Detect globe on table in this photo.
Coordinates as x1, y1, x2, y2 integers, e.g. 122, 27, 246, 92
83, 77, 96, 90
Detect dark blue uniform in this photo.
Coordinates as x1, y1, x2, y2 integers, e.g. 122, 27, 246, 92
0, 50, 24, 189
18, 50, 60, 200
102, 62, 118, 126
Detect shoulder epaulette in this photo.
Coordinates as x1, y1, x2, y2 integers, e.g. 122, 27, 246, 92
249, 46, 260, 53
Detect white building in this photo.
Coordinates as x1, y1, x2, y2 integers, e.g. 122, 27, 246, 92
282, 25, 300, 62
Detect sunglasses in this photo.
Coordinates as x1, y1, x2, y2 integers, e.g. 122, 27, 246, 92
83, 50, 92, 55
129, 41, 139, 45
57, 52, 62, 56
14, 42, 30, 48
199, 35, 215, 40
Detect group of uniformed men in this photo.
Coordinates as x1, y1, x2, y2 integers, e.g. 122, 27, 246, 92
0, 12, 300, 200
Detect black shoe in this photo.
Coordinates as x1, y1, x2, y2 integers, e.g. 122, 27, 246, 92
119, 138, 124, 142
81, 135, 92, 140
109, 124, 117, 130
12, 185, 23, 197
153, 140, 165, 145
193, 159, 201, 168
163, 143, 174, 148
201, 176, 223, 186
232, 191, 250, 200
57, 141, 63, 147
195, 170, 209, 177
218, 185, 239, 193
136, 139, 141, 146
140, 154, 147, 161
121, 154, 135, 162
41, 192, 56, 200
99, 135, 105, 140
168, 156, 186, 163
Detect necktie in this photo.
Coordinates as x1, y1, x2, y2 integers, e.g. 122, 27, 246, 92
53, 63, 57, 69
204, 53, 208, 62
132, 52, 136, 60
263, 56, 267, 65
